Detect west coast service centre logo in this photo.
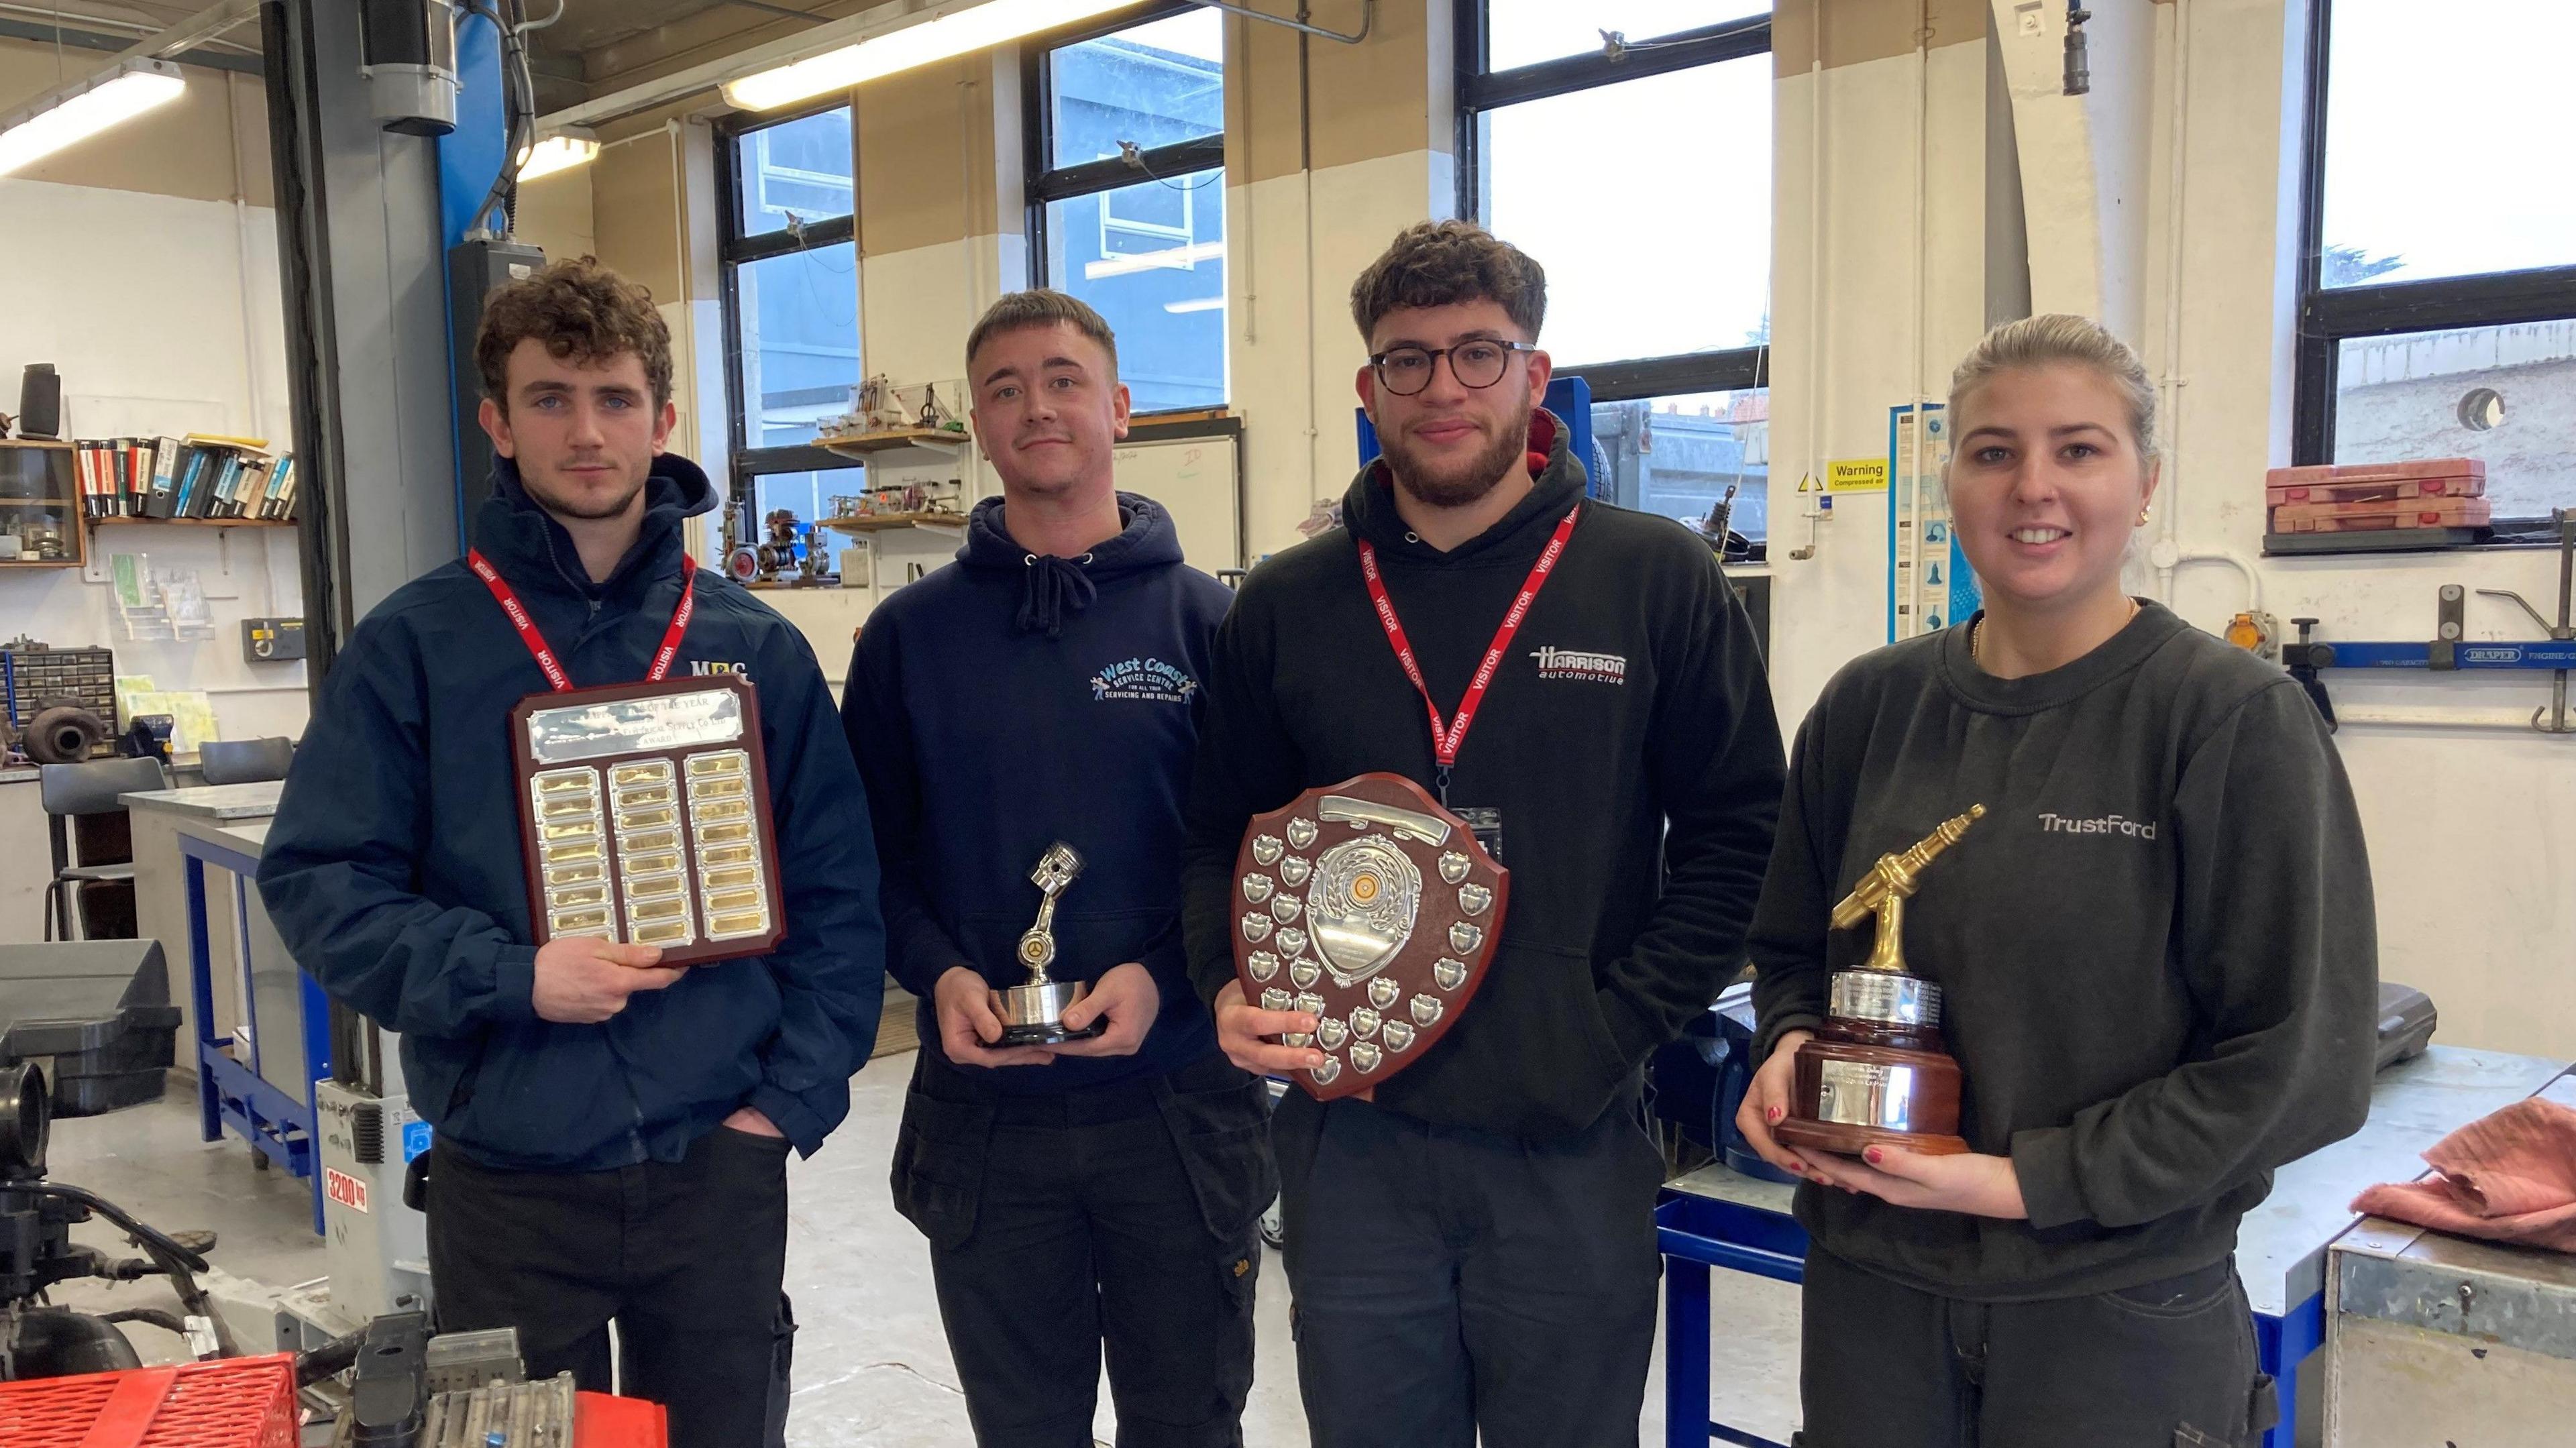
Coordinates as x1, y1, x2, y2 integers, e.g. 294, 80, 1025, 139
1091, 657, 1198, 704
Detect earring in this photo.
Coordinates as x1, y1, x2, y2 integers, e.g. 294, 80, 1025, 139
2136, 504, 2153, 527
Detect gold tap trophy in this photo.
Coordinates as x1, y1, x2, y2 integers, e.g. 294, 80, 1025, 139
1773, 806, 1984, 1158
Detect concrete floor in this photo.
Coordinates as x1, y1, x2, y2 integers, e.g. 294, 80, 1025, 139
42, 1059, 1805, 1445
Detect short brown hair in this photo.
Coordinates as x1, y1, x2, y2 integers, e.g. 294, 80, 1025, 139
966, 289, 1119, 378
1349, 221, 1547, 345
475, 257, 673, 413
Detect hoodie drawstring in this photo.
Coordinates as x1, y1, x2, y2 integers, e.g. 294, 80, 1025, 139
1019, 553, 1098, 638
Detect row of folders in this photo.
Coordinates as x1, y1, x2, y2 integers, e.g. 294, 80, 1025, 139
73, 434, 300, 522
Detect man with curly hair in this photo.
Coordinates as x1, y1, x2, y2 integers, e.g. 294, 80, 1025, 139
259, 257, 883, 1446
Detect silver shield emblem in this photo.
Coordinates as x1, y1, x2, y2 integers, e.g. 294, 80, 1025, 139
1311, 1056, 1342, 1085
1368, 977, 1401, 1010
1289, 959, 1321, 989
1280, 856, 1313, 887
1260, 987, 1292, 1012
1242, 874, 1274, 904
1285, 1031, 1312, 1048
1316, 1017, 1348, 1049
1433, 958, 1468, 992
1439, 851, 1471, 885
1271, 894, 1302, 924
1411, 993, 1444, 1027
1241, 913, 1271, 944
1278, 927, 1309, 958
1348, 1007, 1381, 1039
1458, 884, 1492, 917
1287, 818, 1319, 850
1248, 951, 1279, 983
1252, 835, 1284, 867
1295, 992, 1326, 1017
1350, 1042, 1383, 1074
1448, 922, 1483, 956
1307, 837, 1421, 989
1381, 1019, 1416, 1052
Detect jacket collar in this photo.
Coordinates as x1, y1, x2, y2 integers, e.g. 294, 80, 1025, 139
469, 453, 716, 604
1340, 408, 1587, 565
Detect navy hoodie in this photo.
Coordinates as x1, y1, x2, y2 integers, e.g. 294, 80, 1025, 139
841, 492, 1228, 1093
258, 455, 885, 1170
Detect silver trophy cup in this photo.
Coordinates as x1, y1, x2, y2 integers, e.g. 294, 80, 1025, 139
995, 842, 1104, 1046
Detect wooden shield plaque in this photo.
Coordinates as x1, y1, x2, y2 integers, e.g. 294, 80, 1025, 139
1232, 773, 1507, 1101
511, 673, 786, 966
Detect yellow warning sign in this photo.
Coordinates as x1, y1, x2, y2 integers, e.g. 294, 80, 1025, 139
1828, 457, 1888, 493
1794, 474, 1817, 493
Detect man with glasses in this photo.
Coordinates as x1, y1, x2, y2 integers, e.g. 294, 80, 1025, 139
1181, 220, 1785, 1444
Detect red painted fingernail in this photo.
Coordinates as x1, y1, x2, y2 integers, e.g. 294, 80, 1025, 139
1767, 1107, 1782, 1123
1864, 1148, 1884, 1165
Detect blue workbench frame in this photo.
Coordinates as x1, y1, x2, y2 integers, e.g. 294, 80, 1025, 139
1654, 1188, 2318, 1448
180, 829, 331, 1235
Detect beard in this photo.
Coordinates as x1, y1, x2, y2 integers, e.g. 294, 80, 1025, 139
1379, 383, 1532, 511
523, 463, 647, 521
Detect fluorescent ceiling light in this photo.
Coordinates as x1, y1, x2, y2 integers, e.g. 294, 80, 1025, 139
722, 0, 1139, 112
519, 131, 600, 180
0, 59, 188, 178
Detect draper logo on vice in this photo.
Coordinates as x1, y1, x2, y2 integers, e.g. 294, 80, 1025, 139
1091, 657, 1197, 704
2039, 812, 2158, 840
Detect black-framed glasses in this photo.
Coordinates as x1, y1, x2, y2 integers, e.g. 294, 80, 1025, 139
1368, 339, 1538, 396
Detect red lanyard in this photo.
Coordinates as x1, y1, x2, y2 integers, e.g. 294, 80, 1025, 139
467, 548, 698, 692
1355, 504, 1578, 801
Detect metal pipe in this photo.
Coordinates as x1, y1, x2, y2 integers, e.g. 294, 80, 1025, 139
1191, 0, 1371, 46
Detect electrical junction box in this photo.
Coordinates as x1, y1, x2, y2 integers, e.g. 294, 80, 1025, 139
243, 617, 307, 662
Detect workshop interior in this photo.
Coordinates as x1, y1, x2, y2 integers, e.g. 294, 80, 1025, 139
2, 0, 2574, 1445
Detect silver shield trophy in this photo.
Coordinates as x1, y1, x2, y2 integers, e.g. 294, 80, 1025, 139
996, 842, 1104, 1045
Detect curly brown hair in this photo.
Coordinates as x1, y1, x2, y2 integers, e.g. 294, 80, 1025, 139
474, 257, 673, 413
1348, 221, 1547, 345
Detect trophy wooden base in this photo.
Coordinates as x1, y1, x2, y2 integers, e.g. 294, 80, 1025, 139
1772, 1117, 1970, 1158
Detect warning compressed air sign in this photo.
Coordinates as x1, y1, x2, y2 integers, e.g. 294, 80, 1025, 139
1827, 457, 1888, 493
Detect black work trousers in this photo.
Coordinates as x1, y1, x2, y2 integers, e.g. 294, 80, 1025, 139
423, 1127, 794, 1448
892, 1052, 1275, 1448
1271, 1090, 1667, 1448
1796, 1245, 2277, 1448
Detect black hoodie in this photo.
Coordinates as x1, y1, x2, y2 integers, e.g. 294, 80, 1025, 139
843, 492, 1233, 1093
1181, 412, 1786, 1139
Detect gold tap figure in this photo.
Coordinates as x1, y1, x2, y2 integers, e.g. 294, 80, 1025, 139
1830, 806, 1985, 974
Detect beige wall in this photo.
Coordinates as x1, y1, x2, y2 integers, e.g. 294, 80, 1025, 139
0, 40, 272, 206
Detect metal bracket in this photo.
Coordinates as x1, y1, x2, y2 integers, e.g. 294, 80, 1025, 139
1191, 1, 1375, 45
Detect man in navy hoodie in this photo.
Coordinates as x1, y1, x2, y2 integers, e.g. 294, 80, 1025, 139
258, 258, 883, 1446
842, 289, 1273, 1447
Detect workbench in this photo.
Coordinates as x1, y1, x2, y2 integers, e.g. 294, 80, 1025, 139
1656, 1044, 2572, 1448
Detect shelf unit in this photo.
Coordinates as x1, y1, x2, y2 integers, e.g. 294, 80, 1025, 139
816, 511, 967, 534
816, 427, 972, 459
0, 439, 81, 568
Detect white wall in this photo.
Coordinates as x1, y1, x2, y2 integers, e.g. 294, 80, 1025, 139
0, 177, 308, 748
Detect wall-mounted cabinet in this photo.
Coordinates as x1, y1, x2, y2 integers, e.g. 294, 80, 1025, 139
0, 440, 82, 569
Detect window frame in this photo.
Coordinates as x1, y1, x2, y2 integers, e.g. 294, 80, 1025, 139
714, 96, 861, 520
1456, 5, 1774, 555
1022, 0, 1229, 412
2290, 0, 2576, 536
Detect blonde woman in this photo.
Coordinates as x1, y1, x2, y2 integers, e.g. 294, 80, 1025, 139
1738, 315, 2377, 1446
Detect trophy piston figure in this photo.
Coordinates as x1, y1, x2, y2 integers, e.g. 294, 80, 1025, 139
995, 842, 1104, 1046
1774, 806, 1984, 1158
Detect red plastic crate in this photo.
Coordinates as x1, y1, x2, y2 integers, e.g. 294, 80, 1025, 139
575, 1390, 669, 1448
0, 1355, 297, 1448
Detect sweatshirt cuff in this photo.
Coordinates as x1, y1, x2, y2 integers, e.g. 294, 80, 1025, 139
1597, 987, 1666, 1070
750, 1082, 829, 1159
2010, 1125, 2092, 1231
1752, 1011, 1823, 1070
491, 944, 541, 1023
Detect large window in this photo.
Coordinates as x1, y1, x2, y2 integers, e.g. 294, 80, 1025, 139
1027, 4, 1227, 414
717, 102, 861, 535
1459, 3, 1772, 544
2295, 0, 2576, 532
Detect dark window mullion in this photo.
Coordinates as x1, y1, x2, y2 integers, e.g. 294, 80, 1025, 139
2305, 264, 2576, 339
1461, 16, 1772, 111
1032, 135, 1226, 205
739, 444, 849, 475
1570, 346, 1769, 403
721, 214, 857, 268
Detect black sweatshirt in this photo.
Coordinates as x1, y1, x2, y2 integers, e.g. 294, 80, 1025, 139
1182, 411, 1785, 1139
1749, 604, 2378, 1300
843, 494, 1229, 1093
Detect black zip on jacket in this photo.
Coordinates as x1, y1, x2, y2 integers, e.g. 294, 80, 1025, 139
1181, 410, 1786, 1139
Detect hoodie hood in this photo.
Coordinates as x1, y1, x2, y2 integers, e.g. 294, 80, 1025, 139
957, 490, 1189, 638
471, 452, 718, 601
1340, 408, 1587, 565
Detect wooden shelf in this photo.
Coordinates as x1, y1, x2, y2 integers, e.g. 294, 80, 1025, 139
0, 498, 71, 508
817, 511, 967, 534
816, 427, 971, 458
85, 515, 294, 528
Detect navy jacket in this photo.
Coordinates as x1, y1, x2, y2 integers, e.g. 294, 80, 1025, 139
258, 455, 885, 1169
841, 493, 1228, 1093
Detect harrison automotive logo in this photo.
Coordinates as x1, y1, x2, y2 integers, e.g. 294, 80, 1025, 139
1091, 657, 1198, 704
1529, 645, 1628, 685
690, 660, 753, 680
2039, 812, 2157, 840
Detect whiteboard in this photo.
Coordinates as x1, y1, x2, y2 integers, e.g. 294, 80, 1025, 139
1114, 429, 1241, 572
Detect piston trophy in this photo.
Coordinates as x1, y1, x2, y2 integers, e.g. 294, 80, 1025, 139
995, 842, 1103, 1046
1774, 805, 1984, 1158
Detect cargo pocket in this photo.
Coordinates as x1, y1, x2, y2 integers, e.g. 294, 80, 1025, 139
888, 1088, 996, 1250
1152, 1059, 1279, 1243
